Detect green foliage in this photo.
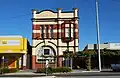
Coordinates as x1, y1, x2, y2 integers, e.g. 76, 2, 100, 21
63, 53, 74, 58
85, 55, 91, 71
83, 49, 120, 56
0, 68, 18, 74
36, 68, 45, 73
9, 68, 19, 73
82, 49, 120, 71
47, 67, 53, 74
36, 67, 72, 73
83, 50, 96, 55
0, 68, 10, 73
54, 67, 72, 73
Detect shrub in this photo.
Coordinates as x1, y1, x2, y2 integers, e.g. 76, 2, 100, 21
9, 68, 18, 73
1, 68, 10, 73
46, 67, 53, 74
85, 56, 91, 71
57, 67, 71, 73
36, 68, 45, 73
36, 67, 72, 73
0, 68, 18, 74
36, 67, 54, 74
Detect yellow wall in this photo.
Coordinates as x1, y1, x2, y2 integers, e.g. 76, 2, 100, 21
0, 37, 27, 53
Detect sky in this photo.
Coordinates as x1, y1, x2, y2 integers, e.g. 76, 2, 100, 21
0, 0, 120, 50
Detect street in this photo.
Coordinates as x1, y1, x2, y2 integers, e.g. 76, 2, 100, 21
0, 76, 120, 78
57, 76, 120, 78
1, 70, 120, 78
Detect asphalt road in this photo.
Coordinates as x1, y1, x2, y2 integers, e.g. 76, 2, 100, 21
57, 76, 120, 78
0, 76, 120, 78
1, 71, 120, 77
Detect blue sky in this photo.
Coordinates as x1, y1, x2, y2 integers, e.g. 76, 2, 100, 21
0, 0, 120, 50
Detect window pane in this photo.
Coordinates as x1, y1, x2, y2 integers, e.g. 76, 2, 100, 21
65, 28, 70, 37
40, 25, 44, 39
65, 24, 69, 27
44, 49, 49, 55
50, 25, 53, 39
46, 25, 49, 38
71, 28, 73, 37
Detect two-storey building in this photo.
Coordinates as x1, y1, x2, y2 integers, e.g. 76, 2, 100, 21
32, 8, 79, 69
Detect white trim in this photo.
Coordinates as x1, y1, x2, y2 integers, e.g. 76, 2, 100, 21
33, 30, 40, 33
0, 36, 22, 38
33, 22, 57, 25
75, 20, 78, 24
32, 29, 78, 33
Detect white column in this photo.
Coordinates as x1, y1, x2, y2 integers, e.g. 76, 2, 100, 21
57, 8, 62, 18
32, 9, 37, 18
73, 8, 78, 18
19, 57, 22, 68
23, 54, 27, 68
2, 56, 4, 68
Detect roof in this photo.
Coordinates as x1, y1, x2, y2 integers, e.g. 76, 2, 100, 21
0, 35, 23, 38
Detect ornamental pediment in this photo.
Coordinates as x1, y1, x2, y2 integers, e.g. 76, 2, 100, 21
35, 10, 57, 18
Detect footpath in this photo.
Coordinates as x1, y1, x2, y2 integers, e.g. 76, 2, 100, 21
1, 69, 120, 77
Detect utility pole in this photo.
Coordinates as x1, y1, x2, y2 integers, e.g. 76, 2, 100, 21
96, 0, 101, 71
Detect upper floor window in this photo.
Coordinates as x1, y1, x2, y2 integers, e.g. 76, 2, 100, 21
61, 22, 74, 41
50, 25, 54, 39
65, 23, 74, 38
40, 25, 54, 39
46, 25, 49, 38
40, 25, 44, 39
65, 24, 71, 38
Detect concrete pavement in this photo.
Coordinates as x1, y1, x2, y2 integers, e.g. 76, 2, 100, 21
1, 69, 120, 77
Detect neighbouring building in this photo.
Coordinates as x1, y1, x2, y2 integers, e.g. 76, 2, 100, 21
84, 43, 120, 68
0, 36, 31, 69
32, 8, 79, 69
84, 43, 120, 50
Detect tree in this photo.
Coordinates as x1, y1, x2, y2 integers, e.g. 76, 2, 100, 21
63, 50, 69, 67
83, 49, 120, 56
63, 50, 75, 69
82, 49, 120, 70
85, 54, 91, 71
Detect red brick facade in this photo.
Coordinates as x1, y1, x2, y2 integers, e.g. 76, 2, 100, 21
32, 8, 79, 69
32, 24, 78, 39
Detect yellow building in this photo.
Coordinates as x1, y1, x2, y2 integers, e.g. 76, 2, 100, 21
0, 36, 30, 69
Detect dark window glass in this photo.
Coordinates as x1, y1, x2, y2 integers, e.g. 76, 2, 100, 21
44, 49, 49, 55
69, 28, 71, 38
50, 25, 53, 39
46, 25, 49, 38
40, 25, 44, 39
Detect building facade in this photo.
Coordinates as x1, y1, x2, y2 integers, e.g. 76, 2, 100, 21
0, 36, 30, 69
32, 8, 79, 69
84, 43, 120, 50
84, 43, 120, 68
